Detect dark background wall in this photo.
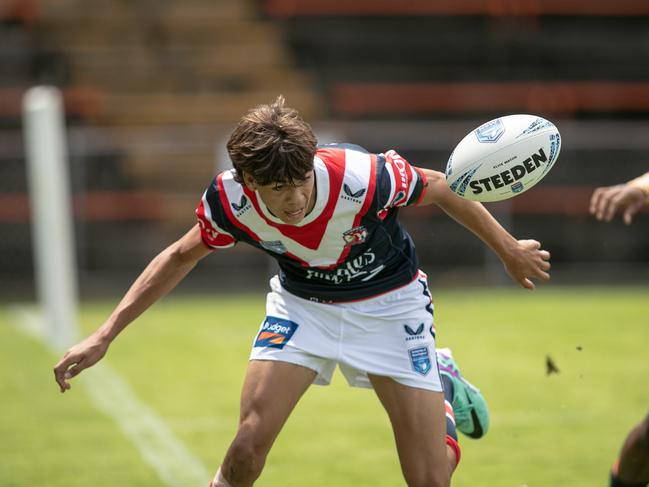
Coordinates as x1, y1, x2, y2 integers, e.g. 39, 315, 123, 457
2, 0, 648, 300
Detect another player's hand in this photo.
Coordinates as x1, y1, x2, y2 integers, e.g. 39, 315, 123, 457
589, 184, 646, 225
502, 239, 551, 291
53, 333, 109, 393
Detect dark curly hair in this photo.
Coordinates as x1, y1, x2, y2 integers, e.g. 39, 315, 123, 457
227, 96, 317, 186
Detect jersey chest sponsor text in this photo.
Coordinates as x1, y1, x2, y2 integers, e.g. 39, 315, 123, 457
304, 248, 385, 284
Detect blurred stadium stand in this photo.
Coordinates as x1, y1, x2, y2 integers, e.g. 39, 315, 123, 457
1, 0, 648, 299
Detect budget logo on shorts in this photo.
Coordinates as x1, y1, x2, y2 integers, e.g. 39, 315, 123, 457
254, 316, 298, 349
409, 346, 432, 376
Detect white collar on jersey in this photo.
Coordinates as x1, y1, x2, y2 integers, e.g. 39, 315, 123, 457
255, 156, 328, 226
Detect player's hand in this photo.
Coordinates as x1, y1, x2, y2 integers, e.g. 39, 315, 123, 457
502, 239, 551, 291
589, 184, 646, 224
53, 334, 109, 393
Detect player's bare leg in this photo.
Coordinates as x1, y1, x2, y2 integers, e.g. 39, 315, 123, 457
369, 374, 453, 487
212, 360, 316, 487
611, 413, 649, 487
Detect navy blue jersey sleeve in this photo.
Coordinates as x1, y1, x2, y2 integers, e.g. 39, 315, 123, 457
195, 177, 237, 249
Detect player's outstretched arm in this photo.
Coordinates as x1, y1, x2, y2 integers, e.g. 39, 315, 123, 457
53, 224, 212, 393
416, 168, 551, 290
589, 172, 649, 225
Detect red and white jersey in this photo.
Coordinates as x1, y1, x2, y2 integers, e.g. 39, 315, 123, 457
196, 144, 426, 302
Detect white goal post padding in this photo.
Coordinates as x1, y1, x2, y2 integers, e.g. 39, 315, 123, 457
23, 86, 79, 350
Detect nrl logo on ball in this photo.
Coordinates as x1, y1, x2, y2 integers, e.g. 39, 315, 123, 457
474, 118, 505, 143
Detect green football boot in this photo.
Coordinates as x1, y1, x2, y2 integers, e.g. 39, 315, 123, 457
436, 347, 490, 439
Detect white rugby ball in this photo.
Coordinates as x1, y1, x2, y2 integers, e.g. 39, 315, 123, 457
445, 114, 561, 202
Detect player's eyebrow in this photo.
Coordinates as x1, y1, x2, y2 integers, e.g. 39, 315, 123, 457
271, 175, 311, 189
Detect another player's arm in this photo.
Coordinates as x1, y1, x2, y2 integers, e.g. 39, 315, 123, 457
589, 171, 649, 224
415, 168, 551, 290
53, 224, 212, 392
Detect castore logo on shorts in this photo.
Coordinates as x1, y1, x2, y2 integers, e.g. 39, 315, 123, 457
404, 323, 426, 341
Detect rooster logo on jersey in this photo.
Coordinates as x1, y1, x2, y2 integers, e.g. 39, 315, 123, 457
342, 225, 368, 246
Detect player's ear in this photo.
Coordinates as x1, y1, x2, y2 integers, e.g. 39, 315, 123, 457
242, 173, 258, 191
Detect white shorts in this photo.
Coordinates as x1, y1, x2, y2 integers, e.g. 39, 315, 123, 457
249, 271, 442, 392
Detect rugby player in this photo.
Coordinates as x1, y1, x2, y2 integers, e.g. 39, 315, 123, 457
590, 173, 649, 487
54, 97, 551, 487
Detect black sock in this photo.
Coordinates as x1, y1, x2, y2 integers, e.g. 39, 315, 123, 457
441, 374, 454, 404
441, 374, 458, 444
610, 472, 649, 487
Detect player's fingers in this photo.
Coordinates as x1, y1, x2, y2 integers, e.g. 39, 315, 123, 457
594, 188, 616, 220
593, 188, 615, 219
595, 195, 612, 221
530, 256, 551, 278
589, 188, 604, 215
524, 239, 541, 250
53, 354, 70, 390
54, 363, 71, 393
520, 277, 535, 291
65, 360, 87, 380
540, 249, 551, 261
624, 199, 644, 225
53, 354, 81, 392
604, 193, 626, 222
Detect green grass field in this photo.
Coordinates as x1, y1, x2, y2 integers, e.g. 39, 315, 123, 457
1, 287, 648, 486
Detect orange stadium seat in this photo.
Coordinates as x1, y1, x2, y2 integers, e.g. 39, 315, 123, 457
0, 0, 38, 23
0, 191, 165, 223
332, 82, 649, 117
265, 0, 649, 17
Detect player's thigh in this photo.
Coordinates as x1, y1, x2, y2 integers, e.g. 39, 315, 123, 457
238, 360, 317, 444
369, 374, 447, 465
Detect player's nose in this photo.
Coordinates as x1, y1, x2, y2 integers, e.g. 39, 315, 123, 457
284, 187, 305, 205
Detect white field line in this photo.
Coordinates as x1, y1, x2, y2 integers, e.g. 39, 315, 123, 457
10, 306, 212, 487
81, 364, 212, 486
